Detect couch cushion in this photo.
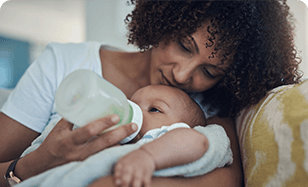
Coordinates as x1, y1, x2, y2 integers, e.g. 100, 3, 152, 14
236, 79, 308, 186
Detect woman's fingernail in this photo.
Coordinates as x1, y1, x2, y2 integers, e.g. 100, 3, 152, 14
111, 115, 119, 123
132, 123, 138, 131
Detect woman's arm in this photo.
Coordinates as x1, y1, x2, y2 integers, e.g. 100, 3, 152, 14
0, 113, 138, 187
89, 116, 244, 187
0, 113, 39, 187
113, 128, 208, 187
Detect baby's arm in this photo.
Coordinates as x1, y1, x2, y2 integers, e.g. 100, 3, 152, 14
113, 128, 208, 187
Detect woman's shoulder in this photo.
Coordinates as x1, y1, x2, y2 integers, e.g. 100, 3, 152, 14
41, 42, 104, 76
46, 42, 103, 55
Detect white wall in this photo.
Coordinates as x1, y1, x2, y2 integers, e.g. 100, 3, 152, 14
85, 0, 137, 52
0, 0, 86, 63
0, 0, 86, 45
288, 0, 308, 78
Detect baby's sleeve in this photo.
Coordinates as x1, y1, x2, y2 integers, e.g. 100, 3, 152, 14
153, 124, 233, 177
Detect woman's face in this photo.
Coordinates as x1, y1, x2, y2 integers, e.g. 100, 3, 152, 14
149, 26, 229, 93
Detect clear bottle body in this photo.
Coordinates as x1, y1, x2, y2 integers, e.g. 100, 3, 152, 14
55, 69, 134, 130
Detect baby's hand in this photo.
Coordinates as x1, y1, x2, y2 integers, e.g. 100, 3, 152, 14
114, 148, 156, 187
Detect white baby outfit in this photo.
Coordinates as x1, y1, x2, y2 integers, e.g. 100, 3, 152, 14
17, 121, 233, 187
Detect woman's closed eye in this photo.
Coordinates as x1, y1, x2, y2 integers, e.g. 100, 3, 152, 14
202, 67, 216, 79
178, 37, 194, 53
149, 107, 162, 113
179, 41, 191, 53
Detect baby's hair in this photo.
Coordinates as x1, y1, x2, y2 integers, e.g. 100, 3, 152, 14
180, 94, 207, 128
190, 100, 207, 127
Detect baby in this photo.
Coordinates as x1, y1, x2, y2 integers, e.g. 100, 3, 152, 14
17, 85, 232, 187
124, 84, 207, 143
113, 85, 229, 187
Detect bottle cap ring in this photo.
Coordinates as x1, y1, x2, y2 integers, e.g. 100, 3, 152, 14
119, 100, 143, 144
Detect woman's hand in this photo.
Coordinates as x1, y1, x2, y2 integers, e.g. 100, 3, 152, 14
16, 114, 138, 181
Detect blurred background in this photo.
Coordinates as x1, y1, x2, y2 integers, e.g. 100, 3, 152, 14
0, 0, 307, 89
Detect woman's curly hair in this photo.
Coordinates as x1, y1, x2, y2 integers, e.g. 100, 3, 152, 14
126, 0, 303, 118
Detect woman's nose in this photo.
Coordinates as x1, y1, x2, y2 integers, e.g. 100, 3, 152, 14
172, 62, 195, 85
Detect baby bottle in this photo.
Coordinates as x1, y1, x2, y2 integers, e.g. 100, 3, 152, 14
55, 69, 143, 144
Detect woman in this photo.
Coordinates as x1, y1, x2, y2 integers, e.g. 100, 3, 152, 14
0, 0, 301, 187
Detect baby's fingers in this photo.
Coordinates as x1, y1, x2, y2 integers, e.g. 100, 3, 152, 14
114, 163, 123, 186
143, 174, 152, 187
131, 170, 143, 187
132, 179, 142, 187
114, 163, 132, 187
133, 170, 152, 187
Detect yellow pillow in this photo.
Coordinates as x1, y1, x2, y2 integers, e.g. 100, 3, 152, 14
236, 79, 308, 187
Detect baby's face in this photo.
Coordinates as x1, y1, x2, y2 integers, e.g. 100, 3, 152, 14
130, 85, 202, 141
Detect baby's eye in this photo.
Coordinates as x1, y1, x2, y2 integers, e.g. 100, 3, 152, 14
149, 107, 162, 113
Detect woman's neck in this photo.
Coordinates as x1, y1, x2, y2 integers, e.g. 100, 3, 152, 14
100, 47, 152, 98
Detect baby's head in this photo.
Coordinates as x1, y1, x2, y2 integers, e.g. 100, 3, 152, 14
130, 85, 206, 141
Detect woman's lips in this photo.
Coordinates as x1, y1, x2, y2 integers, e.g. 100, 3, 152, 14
161, 72, 174, 87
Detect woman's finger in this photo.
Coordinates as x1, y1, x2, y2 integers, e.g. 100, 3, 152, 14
80, 123, 138, 158
70, 114, 120, 145
53, 118, 74, 132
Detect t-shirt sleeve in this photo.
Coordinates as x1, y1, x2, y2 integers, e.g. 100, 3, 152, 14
1, 43, 63, 133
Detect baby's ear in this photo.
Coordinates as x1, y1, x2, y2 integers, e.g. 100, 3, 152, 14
198, 111, 207, 126
193, 116, 207, 128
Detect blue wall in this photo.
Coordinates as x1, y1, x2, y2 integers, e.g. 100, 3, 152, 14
0, 36, 30, 89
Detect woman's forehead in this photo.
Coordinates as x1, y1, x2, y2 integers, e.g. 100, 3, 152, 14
191, 26, 233, 71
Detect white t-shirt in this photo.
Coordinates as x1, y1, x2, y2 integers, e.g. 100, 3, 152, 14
1, 42, 104, 133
